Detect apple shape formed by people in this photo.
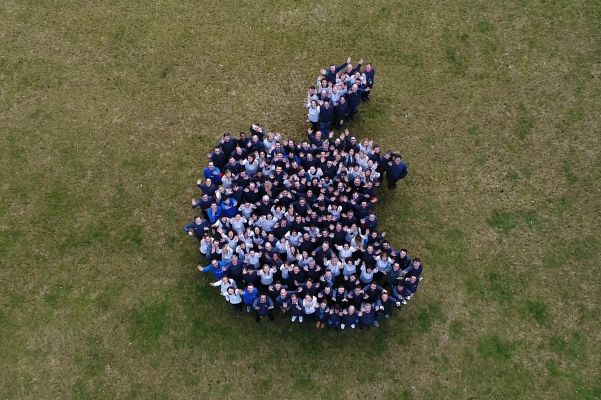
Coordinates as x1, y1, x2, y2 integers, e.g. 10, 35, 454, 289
183, 58, 420, 330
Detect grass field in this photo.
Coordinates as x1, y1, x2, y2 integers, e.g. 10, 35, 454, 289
1, 0, 600, 399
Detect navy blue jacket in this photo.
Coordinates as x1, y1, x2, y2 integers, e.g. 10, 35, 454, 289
404, 264, 423, 278
319, 105, 334, 123
324, 62, 348, 84
210, 151, 227, 169
347, 290, 364, 308
253, 297, 274, 316
346, 91, 361, 109
376, 297, 397, 316
197, 182, 217, 197
334, 101, 348, 119
327, 312, 341, 327
275, 295, 291, 309
223, 161, 243, 175
220, 138, 237, 156
227, 261, 245, 281
404, 279, 419, 294
182, 219, 210, 239
364, 68, 375, 87
343, 312, 360, 326
290, 301, 304, 316
388, 161, 408, 181
360, 309, 376, 326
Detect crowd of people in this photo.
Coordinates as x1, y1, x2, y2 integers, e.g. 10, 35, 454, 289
183, 60, 418, 330
305, 57, 374, 139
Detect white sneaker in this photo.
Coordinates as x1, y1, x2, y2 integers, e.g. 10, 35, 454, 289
351, 324, 356, 329
291, 316, 297, 322
299, 316, 304, 323
340, 324, 346, 330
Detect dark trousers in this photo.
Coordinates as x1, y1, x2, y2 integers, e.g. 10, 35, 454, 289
387, 175, 398, 190
232, 303, 243, 312
319, 121, 331, 139
348, 106, 358, 120
255, 311, 274, 322
332, 117, 345, 130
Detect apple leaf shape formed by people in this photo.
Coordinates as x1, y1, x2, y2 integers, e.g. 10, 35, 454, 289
183, 58, 418, 330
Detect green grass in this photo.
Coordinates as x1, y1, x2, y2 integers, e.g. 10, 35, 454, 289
1, 0, 600, 399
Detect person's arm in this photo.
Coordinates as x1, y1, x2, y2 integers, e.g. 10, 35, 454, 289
336, 58, 351, 73
182, 222, 194, 234
352, 59, 363, 74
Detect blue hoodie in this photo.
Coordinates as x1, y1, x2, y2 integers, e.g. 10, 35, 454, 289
220, 198, 238, 218
241, 287, 259, 305
207, 206, 222, 224
201, 261, 228, 280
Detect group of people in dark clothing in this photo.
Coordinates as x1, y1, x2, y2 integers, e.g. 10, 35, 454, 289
183, 60, 417, 330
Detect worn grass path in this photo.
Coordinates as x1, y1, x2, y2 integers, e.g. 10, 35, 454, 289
1, 1, 600, 399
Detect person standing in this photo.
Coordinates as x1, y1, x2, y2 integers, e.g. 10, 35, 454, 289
341, 305, 360, 330
346, 84, 361, 121
306, 100, 321, 131
241, 284, 259, 313
182, 215, 210, 240
224, 287, 243, 312
359, 303, 379, 329
302, 295, 318, 323
289, 294, 304, 323
386, 155, 408, 190
319, 100, 334, 139
315, 302, 328, 328
253, 294, 275, 322
362, 63, 375, 101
